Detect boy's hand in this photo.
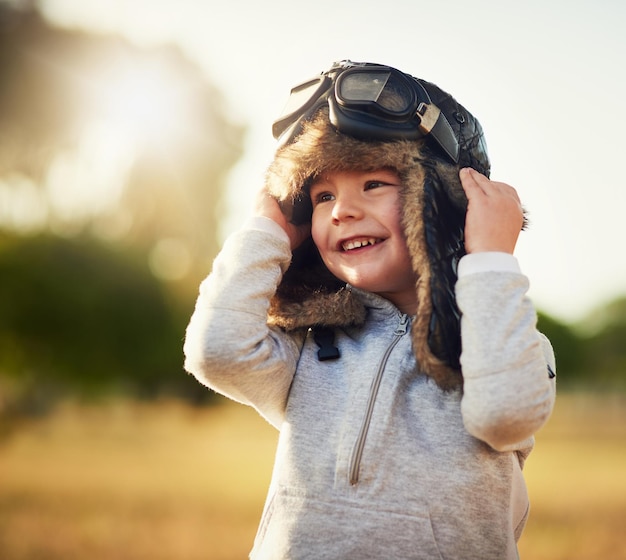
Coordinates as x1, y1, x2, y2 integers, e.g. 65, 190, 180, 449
254, 189, 311, 251
459, 167, 524, 254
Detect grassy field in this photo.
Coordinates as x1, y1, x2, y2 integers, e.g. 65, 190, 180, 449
1, 392, 625, 559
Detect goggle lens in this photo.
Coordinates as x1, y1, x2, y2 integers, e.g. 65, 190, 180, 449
336, 69, 417, 119
337, 71, 390, 103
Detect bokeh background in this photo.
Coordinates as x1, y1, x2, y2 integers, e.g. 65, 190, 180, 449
1, 0, 625, 558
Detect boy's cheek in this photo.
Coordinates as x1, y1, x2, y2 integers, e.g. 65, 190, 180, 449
310, 217, 326, 249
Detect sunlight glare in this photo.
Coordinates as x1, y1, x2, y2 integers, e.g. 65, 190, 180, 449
38, 51, 199, 234
149, 237, 192, 281
0, 176, 49, 233
91, 59, 191, 150
45, 120, 135, 224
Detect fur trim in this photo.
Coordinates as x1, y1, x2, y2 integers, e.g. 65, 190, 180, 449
265, 109, 469, 390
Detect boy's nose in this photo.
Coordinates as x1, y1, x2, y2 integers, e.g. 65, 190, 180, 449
331, 195, 364, 224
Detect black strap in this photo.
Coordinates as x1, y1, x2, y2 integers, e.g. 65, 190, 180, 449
313, 327, 340, 361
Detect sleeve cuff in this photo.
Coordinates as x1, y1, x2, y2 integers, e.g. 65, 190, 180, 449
457, 252, 521, 277
243, 216, 290, 244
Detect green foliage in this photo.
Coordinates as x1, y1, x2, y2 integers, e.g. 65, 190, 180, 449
537, 301, 626, 391
536, 311, 587, 386
0, 232, 211, 415
580, 297, 626, 390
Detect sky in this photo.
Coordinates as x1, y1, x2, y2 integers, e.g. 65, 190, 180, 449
39, 0, 626, 324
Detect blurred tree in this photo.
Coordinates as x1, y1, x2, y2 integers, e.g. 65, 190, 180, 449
536, 311, 587, 387
579, 297, 626, 390
0, 231, 212, 416
0, 1, 244, 283
537, 300, 626, 391
0, 2, 244, 412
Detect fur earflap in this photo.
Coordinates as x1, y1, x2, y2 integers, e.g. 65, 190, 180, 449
265, 109, 471, 390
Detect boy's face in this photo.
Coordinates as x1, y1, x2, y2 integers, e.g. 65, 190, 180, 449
309, 169, 418, 315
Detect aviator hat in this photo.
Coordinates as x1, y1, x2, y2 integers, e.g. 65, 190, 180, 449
265, 60, 490, 390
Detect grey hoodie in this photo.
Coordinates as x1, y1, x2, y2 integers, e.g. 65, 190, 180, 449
183, 218, 556, 559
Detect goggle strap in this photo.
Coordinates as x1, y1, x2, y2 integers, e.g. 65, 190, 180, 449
420, 104, 459, 164
416, 103, 440, 134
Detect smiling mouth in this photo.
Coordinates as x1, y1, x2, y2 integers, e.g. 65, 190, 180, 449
341, 237, 383, 252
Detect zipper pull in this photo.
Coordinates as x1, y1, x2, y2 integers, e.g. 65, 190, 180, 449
395, 313, 409, 336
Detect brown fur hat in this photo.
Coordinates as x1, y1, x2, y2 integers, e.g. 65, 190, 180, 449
265, 76, 490, 391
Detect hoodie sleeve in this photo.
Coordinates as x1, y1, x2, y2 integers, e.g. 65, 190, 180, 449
455, 254, 556, 451
183, 218, 305, 428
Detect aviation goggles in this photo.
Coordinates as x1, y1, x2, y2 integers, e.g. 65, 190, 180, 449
272, 60, 460, 163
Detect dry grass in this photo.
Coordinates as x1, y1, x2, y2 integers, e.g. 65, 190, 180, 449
0, 400, 276, 560
1, 393, 625, 559
518, 393, 626, 560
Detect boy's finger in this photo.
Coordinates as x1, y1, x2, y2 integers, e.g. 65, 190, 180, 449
459, 167, 485, 196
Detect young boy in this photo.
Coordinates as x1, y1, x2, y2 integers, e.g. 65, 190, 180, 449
184, 60, 556, 559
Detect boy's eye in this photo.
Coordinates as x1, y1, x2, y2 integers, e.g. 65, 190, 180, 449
312, 191, 334, 205
365, 181, 385, 190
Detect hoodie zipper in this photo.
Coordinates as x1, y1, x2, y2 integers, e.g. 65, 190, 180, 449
348, 313, 409, 486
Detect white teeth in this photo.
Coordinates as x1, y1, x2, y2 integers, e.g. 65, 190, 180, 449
342, 238, 378, 251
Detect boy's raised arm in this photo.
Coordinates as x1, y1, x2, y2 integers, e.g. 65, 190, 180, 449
457, 167, 556, 450
183, 212, 305, 428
